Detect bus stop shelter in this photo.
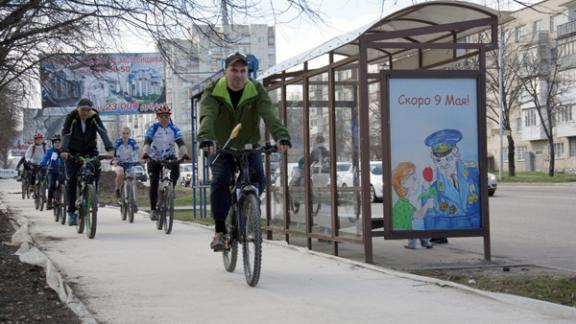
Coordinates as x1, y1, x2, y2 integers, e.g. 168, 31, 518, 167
256, 1, 510, 263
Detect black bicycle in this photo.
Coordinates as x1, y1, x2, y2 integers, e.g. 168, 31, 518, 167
218, 143, 276, 287
69, 155, 108, 239
52, 172, 67, 225
20, 167, 32, 200
118, 162, 139, 223
32, 165, 46, 211
146, 157, 185, 234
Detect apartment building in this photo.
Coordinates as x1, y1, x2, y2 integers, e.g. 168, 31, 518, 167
487, 0, 576, 173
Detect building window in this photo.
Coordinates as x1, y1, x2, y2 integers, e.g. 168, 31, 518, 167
515, 25, 526, 42
533, 20, 542, 35
554, 143, 564, 159
570, 137, 576, 157
524, 109, 537, 127
556, 105, 573, 124
517, 146, 528, 161
550, 14, 563, 32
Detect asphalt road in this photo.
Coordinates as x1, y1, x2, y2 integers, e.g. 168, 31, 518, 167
451, 184, 576, 272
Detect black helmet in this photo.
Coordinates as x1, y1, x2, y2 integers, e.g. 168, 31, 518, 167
51, 134, 62, 142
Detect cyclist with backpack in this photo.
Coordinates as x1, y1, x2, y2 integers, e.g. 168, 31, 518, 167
40, 134, 65, 210
60, 98, 114, 225
24, 131, 47, 187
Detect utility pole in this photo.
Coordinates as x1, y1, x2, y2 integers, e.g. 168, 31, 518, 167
498, 6, 505, 181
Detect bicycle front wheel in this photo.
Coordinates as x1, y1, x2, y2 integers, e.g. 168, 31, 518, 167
223, 208, 238, 272
241, 192, 262, 287
120, 183, 127, 221
163, 186, 174, 234
84, 184, 98, 239
53, 188, 60, 222
59, 184, 67, 225
39, 179, 46, 211
34, 183, 40, 210
21, 176, 27, 200
127, 181, 135, 223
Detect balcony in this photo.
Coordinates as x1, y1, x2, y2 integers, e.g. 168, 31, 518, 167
557, 20, 576, 39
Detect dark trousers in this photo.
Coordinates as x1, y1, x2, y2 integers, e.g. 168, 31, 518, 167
47, 173, 58, 200
147, 160, 179, 210
210, 153, 265, 233
65, 159, 100, 212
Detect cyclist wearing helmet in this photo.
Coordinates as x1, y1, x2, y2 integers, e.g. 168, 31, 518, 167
198, 52, 291, 251
40, 134, 65, 210
112, 126, 139, 199
24, 131, 47, 186
141, 104, 189, 220
60, 98, 114, 225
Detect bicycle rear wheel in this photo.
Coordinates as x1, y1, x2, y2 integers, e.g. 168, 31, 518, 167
163, 186, 174, 234
241, 192, 262, 287
223, 208, 238, 272
85, 184, 98, 239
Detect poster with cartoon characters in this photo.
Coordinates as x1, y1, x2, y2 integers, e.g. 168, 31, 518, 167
388, 76, 481, 232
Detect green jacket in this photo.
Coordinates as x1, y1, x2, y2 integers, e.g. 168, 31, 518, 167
198, 77, 290, 148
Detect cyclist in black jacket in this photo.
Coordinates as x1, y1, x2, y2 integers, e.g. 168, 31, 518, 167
60, 98, 114, 225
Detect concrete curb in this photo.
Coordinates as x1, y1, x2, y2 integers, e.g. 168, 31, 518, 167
0, 201, 98, 324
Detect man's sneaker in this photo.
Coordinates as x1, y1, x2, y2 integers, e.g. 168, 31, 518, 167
67, 212, 78, 226
150, 210, 158, 221
46, 200, 53, 210
210, 233, 227, 252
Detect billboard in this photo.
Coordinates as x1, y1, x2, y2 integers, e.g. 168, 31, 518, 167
382, 71, 486, 239
40, 53, 165, 115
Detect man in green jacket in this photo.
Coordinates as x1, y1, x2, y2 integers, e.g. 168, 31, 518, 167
199, 52, 291, 251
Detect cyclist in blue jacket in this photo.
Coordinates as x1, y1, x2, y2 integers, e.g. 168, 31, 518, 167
40, 134, 65, 210
112, 126, 140, 199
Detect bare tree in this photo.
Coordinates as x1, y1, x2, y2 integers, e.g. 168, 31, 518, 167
0, 1, 321, 94
0, 85, 22, 167
485, 32, 524, 176
516, 45, 566, 176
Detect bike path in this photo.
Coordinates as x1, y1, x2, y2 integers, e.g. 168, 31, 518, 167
1, 180, 575, 324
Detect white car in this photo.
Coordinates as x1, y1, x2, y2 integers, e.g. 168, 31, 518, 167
487, 172, 497, 196
0, 169, 18, 179
340, 161, 383, 202
179, 163, 193, 187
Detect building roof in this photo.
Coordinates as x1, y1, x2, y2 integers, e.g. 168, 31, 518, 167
259, 1, 511, 82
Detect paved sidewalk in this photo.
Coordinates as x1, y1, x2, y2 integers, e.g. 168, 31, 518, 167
1, 180, 575, 324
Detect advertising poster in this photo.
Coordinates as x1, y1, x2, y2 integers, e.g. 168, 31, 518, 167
388, 77, 480, 232
40, 53, 165, 115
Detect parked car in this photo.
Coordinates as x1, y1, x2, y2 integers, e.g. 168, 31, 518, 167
487, 172, 497, 196
340, 161, 383, 202
179, 163, 193, 187
336, 162, 352, 187
131, 164, 148, 182
0, 169, 18, 179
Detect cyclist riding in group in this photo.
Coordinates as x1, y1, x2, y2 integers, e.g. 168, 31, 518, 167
112, 126, 140, 199
24, 131, 47, 187
141, 104, 190, 221
40, 134, 65, 210
198, 52, 291, 252
60, 98, 114, 226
